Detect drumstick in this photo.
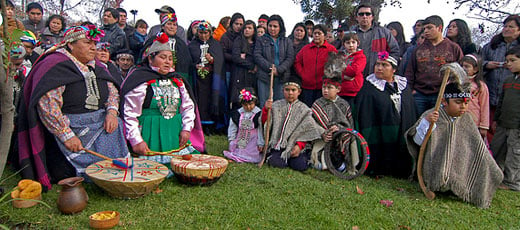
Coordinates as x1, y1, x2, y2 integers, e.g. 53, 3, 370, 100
82, 149, 133, 169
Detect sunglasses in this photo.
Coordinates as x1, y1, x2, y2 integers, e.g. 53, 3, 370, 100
357, 12, 372, 16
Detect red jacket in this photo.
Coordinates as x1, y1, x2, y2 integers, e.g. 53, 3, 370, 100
294, 41, 337, 90
340, 49, 366, 97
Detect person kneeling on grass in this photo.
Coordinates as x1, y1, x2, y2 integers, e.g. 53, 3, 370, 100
405, 69, 503, 208
262, 80, 323, 171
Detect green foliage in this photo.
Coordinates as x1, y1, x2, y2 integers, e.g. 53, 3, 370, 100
1, 28, 25, 72
0, 135, 519, 229
298, 0, 358, 26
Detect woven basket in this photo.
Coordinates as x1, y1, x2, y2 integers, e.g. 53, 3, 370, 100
171, 154, 228, 185
86, 158, 168, 199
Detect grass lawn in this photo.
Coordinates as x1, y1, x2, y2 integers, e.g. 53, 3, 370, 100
1, 135, 519, 229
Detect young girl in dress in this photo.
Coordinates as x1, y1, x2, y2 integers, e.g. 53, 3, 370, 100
461, 54, 490, 140
223, 88, 264, 163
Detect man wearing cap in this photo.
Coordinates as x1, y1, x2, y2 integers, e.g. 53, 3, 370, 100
146, 5, 186, 44
100, 8, 128, 59
22, 2, 45, 37
405, 65, 503, 208
332, 23, 347, 50
350, 4, 399, 77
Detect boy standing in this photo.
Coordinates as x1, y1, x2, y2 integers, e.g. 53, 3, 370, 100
490, 47, 520, 191
262, 81, 323, 171
405, 15, 463, 115
405, 66, 503, 208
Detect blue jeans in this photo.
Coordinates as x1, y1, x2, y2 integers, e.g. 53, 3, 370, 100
414, 91, 437, 115
257, 78, 283, 108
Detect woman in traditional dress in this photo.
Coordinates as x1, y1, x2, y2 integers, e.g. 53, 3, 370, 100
17, 25, 129, 190
121, 33, 205, 166
354, 52, 417, 178
188, 20, 225, 135
140, 13, 192, 82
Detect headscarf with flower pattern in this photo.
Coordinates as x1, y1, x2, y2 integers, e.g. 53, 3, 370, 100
197, 20, 212, 33
62, 25, 105, 45
377, 51, 398, 68
161, 13, 177, 26
96, 42, 111, 51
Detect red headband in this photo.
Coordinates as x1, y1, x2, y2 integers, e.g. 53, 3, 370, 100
323, 79, 341, 88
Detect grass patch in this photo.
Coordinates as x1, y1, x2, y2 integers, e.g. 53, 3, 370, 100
1, 135, 519, 229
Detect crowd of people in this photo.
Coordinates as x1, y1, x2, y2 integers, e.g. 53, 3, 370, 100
1, 1, 520, 208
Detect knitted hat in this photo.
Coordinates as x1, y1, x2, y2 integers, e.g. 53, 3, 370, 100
20, 30, 39, 46
161, 13, 177, 26
323, 52, 347, 86
197, 20, 212, 32
377, 51, 398, 68
62, 25, 105, 45
146, 32, 171, 55
10, 43, 26, 59
96, 42, 110, 51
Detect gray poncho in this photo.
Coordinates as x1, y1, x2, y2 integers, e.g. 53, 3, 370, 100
405, 108, 503, 208
266, 100, 324, 161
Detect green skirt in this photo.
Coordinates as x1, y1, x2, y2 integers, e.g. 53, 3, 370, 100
138, 101, 199, 166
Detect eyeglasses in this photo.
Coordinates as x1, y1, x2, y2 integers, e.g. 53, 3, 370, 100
357, 12, 372, 17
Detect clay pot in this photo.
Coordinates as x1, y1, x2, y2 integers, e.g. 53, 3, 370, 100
57, 177, 88, 214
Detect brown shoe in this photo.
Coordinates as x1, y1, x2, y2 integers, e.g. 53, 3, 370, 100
498, 183, 510, 190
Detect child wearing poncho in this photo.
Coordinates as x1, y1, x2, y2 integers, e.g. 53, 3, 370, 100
262, 81, 323, 171
405, 66, 503, 208
223, 88, 264, 163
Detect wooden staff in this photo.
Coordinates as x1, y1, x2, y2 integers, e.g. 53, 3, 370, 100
416, 69, 451, 200
258, 64, 275, 168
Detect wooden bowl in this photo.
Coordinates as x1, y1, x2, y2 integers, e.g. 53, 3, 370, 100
89, 211, 120, 229
86, 158, 168, 199
12, 194, 41, 208
171, 154, 228, 185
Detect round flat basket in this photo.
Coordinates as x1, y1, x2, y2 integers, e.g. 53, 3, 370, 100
171, 155, 228, 185
86, 158, 168, 199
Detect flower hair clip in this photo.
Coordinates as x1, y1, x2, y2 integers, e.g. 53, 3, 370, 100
239, 89, 255, 102
86, 25, 105, 42
378, 51, 389, 61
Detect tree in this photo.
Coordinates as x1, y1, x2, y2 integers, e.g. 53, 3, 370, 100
442, 0, 519, 24
21, 0, 125, 24
294, 0, 401, 27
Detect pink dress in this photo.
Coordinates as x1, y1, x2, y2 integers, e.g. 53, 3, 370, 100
223, 107, 264, 163
467, 77, 490, 130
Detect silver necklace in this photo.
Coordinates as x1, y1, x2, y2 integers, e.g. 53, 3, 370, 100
84, 70, 100, 110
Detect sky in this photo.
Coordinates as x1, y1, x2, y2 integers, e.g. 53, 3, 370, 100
121, 0, 480, 40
